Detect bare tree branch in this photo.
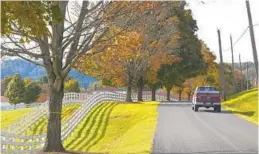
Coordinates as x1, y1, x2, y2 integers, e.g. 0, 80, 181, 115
1, 43, 44, 60
1, 49, 44, 67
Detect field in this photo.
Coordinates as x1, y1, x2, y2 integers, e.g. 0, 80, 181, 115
1, 104, 81, 133
63, 101, 159, 154
1, 102, 159, 154
24, 104, 81, 135
1, 107, 33, 129
223, 88, 258, 124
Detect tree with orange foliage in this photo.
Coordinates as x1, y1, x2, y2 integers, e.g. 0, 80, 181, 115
2, 1, 159, 151
131, 1, 183, 101
179, 41, 221, 101
157, 2, 206, 101
75, 28, 146, 102
76, 1, 184, 102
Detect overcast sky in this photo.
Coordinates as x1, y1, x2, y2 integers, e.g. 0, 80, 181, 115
3, 0, 258, 65
188, 0, 259, 63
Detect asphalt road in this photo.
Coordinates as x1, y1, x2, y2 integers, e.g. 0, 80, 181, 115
152, 103, 258, 154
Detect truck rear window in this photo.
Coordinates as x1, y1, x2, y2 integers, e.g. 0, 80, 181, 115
197, 87, 217, 91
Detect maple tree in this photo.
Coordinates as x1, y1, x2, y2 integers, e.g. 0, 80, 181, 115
5, 74, 25, 108
1, 1, 63, 37
64, 79, 80, 93
76, 2, 185, 102
176, 41, 222, 100
138, 2, 185, 101
189, 41, 220, 89
121, 1, 184, 101
172, 85, 184, 101
24, 77, 33, 85
1, 75, 13, 96
183, 87, 192, 101
24, 81, 41, 106
76, 29, 145, 102
157, 2, 206, 100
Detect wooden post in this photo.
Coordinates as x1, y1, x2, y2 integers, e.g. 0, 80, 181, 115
246, 0, 258, 85
217, 29, 227, 101
239, 54, 244, 91
246, 62, 249, 90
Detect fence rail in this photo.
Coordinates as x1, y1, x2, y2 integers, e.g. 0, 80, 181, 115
0, 91, 168, 154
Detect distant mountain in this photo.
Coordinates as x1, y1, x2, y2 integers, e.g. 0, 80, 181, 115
1, 59, 97, 89
225, 62, 257, 80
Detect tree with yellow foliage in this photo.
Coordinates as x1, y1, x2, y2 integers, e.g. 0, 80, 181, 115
1, 1, 155, 152
64, 79, 80, 93
76, 29, 145, 102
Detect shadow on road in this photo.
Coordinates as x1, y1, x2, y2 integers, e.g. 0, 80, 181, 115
200, 109, 255, 117
150, 152, 258, 154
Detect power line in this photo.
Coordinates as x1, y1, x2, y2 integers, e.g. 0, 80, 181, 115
222, 24, 258, 53
223, 27, 249, 52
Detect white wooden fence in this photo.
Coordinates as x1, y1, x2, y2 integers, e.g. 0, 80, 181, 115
2, 93, 87, 135
0, 91, 167, 154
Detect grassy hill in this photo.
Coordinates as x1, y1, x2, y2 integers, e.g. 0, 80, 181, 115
1, 102, 159, 154
1, 108, 33, 129
1, 104, 81, 133
64, 102, 158, 154
222, 88, 258, 124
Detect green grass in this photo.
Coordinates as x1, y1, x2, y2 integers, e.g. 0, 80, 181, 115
1, 104, 81, 133
1, 102, 159, 153
24, 104, 81, 135
223, 88, 258, 124
227, 88, 258, 100
1, 104, 82, 151
1, 108, 33, 129
64, 101, 159, 154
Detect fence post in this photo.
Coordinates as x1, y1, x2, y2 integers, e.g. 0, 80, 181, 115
2, 136, 6, 150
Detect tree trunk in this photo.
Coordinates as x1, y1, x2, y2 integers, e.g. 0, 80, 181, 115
179, 91, 182, 101
137, 76, 143, 102
166, 87, 171, 101
126, 78, 133, 102
151, 85, 156, 101
43, 81, 65, 152
188, 93, 191, 101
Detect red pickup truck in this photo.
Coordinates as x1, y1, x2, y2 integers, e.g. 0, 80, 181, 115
192, 86, 221, 112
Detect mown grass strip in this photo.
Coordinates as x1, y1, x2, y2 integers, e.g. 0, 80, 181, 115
223, 89, 258, 124
227, 88, 258, 100
65, 103, 112, 150
26, 104, 81, 135
64, 102, 159, 154
1, 108, 33, 129
77, 103, 117, 151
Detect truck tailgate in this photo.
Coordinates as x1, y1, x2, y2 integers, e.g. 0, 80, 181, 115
197, 91, 221, 102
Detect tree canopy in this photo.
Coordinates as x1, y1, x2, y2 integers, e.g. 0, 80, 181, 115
1, 1, 157, 151
4, 74, 25, 106
1, 75, 13, 96
65, 79, 80, 93
24, 81, 41, 105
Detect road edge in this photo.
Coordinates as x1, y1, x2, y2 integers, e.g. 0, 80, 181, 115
222, 106, 258, 125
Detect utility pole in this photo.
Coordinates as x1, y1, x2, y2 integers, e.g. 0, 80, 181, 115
230, 35, 235, 71
239, 54, 243, 91
246, 62, 249, 90
217, 29, 226, 101
246, 0, 258, 86
230, 34, 236, 93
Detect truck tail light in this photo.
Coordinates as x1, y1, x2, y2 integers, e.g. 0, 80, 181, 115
195, 93, 202, 101
217, 95, 221, 101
